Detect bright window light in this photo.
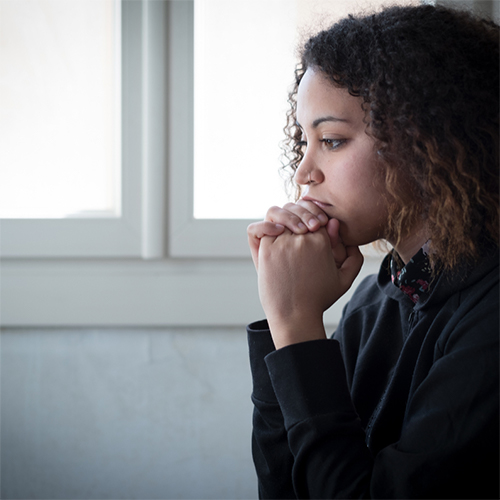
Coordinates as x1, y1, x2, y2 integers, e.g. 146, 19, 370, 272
0, 0, 120, 218
193, 0, 419, 219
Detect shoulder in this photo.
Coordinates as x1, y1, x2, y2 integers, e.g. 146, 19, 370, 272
404, 249, 499, 357
427, 248, 498, 325
435, 269, 499, 355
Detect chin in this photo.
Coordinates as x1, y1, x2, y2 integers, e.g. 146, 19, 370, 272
341, 231, 379, 248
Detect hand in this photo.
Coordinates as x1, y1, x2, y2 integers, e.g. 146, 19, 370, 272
266, 200, 329, 233
257, 226, 363, 349
247, 201, 346, 270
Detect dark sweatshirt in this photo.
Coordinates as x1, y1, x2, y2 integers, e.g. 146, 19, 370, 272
248, 249, 499, 499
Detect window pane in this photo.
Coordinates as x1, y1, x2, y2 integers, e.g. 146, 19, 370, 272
193, 0, 419, 219
0, 0, 120, 218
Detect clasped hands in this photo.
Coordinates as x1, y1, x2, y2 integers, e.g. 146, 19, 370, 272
247, 200, 364, 349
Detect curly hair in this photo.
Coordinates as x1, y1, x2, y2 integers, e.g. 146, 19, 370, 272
281, 4, 499, 269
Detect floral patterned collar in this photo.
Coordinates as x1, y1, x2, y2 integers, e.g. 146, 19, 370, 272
390, 241, 433, 304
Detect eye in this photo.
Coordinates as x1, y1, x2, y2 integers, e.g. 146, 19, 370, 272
321, 138, 347, 150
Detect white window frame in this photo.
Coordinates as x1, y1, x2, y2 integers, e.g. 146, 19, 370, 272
0, 0, 387, 327
1, 0, 166, 259
167, 0, 254, 258
0, 0, 265, 328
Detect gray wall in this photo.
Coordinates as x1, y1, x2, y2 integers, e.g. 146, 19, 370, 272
1, 327, 257, 499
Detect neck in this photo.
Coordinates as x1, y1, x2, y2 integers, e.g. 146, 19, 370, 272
394, 227, 429, 265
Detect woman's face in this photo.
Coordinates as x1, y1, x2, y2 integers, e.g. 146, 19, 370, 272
295, 68, 389, 247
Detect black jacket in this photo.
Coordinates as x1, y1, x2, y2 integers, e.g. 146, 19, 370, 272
248, 249, 499, 499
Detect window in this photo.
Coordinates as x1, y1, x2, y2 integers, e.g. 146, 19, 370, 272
0, 0, 163, 258
169, 0, 422, 257
0, 0, 120, 219
1, 0, 400, 327
193, 0, 293, 220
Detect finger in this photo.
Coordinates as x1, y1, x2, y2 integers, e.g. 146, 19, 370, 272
295, 199, 329, 225
247, 220, 285, 239
266, 203, 326, 234
288, 200, 329, 229
247, 221, 285, 269
326, 219, 347, 268
326, 218, 341, 248
338, 245, 364, 292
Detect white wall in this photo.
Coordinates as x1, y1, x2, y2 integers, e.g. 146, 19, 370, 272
1, 327, 257, 499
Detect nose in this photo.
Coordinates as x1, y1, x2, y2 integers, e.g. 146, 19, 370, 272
294, 149, 324, 186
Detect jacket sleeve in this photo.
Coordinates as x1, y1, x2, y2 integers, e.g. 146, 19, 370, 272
247, 320, 296, 499
261, 309, 499, 499
264, 338, 374, 499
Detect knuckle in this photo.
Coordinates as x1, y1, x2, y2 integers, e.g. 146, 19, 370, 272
298, 199, 320, 214
247, 221, 266, 236
265, 205, 281, 218
296, 198, 311, 207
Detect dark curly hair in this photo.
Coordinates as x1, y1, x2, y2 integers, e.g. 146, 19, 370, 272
282, 4, 499, 269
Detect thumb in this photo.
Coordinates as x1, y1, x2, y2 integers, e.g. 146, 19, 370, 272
326, 218, 347, 268
326, 218, 340, 249
338, 245, 364, 292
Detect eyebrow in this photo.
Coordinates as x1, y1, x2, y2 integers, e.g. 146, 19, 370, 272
312, 116, 349, 127
296, 116, 350, 129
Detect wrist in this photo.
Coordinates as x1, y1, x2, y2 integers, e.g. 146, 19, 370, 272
267, 315, 327, 350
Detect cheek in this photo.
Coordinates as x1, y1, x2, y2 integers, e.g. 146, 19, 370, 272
346, 152, 385, 200
336, 164, 377, 204
340, 163, 389, 223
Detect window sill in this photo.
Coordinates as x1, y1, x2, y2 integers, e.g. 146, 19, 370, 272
0, 254, 383, 327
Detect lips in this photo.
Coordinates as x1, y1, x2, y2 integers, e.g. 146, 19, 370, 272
301, 196, 333, 211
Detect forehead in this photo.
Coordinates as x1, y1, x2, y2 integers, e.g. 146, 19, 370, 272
296, 69, 365, 127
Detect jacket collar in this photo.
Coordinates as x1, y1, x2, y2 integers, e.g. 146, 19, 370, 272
377, 245, 499, 310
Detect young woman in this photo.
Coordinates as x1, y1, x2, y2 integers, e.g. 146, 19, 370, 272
246, 4, 499, 499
